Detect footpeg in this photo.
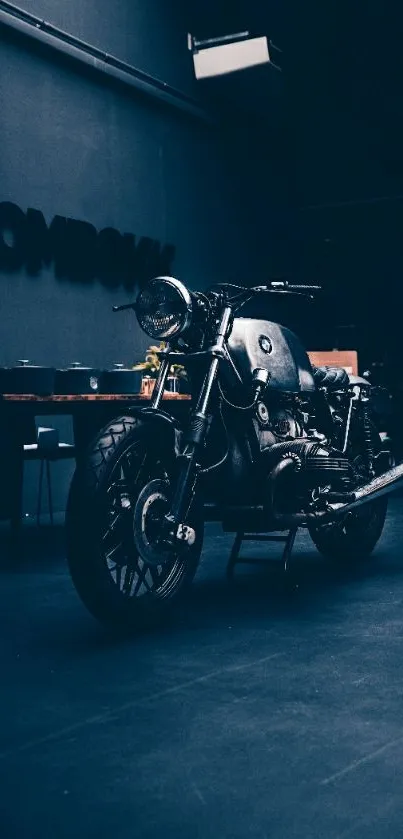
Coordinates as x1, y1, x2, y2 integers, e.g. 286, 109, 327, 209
176, 523, 196, 546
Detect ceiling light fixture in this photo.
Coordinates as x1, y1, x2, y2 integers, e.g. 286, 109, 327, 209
188, 31, 281, 80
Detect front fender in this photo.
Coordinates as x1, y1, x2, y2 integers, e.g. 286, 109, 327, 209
128, 406, 183, 458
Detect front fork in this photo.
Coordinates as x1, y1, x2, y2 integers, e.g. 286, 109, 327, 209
152, 306, 233, 543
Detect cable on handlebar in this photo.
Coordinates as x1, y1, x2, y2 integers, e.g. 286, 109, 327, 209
207, 282, 250, 296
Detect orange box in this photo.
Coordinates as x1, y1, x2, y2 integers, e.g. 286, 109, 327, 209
307, 350, 358, 376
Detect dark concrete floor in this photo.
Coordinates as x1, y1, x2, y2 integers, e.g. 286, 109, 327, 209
2, 499, 403, 839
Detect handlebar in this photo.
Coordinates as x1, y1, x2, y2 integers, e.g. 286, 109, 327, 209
112, 281, 322, 316
219, 280, 322, 314
112, 302, 137, 312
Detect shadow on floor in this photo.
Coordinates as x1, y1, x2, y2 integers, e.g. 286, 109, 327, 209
0, 515, 67, 570
2, 506, 403, 839
1, 510, 401, 661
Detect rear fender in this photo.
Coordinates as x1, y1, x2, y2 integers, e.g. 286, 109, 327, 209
127, 406, 183, 458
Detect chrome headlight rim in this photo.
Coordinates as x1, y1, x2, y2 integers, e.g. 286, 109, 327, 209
136, 276, 193, 339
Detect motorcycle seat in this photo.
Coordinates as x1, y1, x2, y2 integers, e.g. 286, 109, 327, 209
312, 365, 350, 389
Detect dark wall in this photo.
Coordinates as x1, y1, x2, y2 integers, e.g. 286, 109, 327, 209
273, 1, 403, 357
0, 24, 272, 368
0, 1, 280, 512
182, 0, 403, 361
23, 0, 199, 96
277, 2, 402, 207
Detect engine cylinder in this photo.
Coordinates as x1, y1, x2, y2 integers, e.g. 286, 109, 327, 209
264, 439, 356, 512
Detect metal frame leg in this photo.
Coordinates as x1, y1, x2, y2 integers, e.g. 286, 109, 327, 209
46, 459, 54, 527
36, 458, 54, 526
37, 458, 44, 526
226, 531, 244, 579
10, 444, 24, 549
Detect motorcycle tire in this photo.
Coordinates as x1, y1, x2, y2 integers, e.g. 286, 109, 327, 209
66, 415, 203, 630
308, 418, 388, 563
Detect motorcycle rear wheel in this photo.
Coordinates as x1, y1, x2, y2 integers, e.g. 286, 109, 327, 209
309, 419, 388, 563
66, 416, 203, 629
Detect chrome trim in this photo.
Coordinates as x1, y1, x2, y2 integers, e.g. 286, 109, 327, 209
334, 461, 403, 513
311, 461, 403, 525
268, 454, 403, 527
342, 396, 353, 453
150, 358, 170, 408
348, 375, 370, 386
137, 276, 193, 339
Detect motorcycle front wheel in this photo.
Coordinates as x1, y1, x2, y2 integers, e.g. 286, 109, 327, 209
66, 416, 203, 629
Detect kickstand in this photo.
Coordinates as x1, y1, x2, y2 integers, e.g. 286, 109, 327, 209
282, 526, 299, 592
226, 526, 299, 581
283, 526, 298, 574
226, 531, 244, 580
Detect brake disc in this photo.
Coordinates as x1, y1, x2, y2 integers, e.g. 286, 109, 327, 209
133, 478, 176, 568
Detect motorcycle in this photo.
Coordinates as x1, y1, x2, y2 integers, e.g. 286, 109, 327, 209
66, 276, 402, 628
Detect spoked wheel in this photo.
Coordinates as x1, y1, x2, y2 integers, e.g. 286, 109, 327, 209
66, 416, 203, 629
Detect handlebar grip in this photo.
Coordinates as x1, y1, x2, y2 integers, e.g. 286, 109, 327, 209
112, 302, 137, 312
291, 283, 322, 291
270, 281, 322, 292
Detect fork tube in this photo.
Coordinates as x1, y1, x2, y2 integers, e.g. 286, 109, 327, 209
150, 357, 170, 408
165, 355, 219, 528
196, 304, 232, 412
195, 357, 219, 416
192, 305, 232, 426
165, 306, 233, 532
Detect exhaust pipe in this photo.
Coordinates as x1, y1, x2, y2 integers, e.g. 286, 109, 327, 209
317, 461, 403, 522
269, 457, 403, 527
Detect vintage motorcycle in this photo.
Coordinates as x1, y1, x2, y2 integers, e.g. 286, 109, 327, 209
66, 276, 403, 628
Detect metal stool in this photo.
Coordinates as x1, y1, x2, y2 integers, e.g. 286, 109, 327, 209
23, 427, 76, 525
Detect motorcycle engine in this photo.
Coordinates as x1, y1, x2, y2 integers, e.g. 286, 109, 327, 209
263, 438, 357, 513
254, 403, 303, 450
254, 401, 357, 512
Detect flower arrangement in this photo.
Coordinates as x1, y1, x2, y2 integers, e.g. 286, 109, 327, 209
132, 342, 187, 381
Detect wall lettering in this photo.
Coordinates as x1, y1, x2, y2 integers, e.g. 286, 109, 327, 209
0, 202, 175, 290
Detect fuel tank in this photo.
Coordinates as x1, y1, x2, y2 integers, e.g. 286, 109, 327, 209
228, 318, 316, 393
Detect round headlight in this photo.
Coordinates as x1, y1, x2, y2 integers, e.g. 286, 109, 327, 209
136, 277, 193, 339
